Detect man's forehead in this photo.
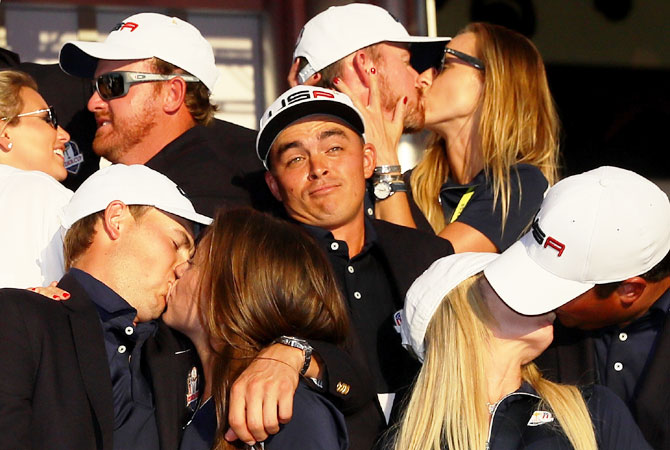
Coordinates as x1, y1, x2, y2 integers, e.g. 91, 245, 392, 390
273, 115, 360, 146
94, 58, 153, 76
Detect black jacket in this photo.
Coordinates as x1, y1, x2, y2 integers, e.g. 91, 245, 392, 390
0, 273, 196, 450
146, 120, 279, 218
311, 219, 454, 450
536, 315, 670, 449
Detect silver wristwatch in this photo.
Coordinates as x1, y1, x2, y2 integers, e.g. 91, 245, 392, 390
373, 180, 407, 200
273, 336, 313, 376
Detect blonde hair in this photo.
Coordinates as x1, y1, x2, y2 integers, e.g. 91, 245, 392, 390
0, 70, 38, 134
411, 22, 559, 234
392, 274, 596, 450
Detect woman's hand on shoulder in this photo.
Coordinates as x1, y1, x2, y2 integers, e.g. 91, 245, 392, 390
27, 281, 70, 300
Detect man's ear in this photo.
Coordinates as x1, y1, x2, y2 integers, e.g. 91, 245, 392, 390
362, 142, 376, 180
102, 200, 132, 240
162, 76, 188, 114
264, 171, 283, 202
616, 277, 647, 306
351, 50, 373, 87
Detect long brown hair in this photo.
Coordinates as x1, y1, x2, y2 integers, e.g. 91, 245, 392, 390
200, 208, 349, 449
411, 22, 559, 234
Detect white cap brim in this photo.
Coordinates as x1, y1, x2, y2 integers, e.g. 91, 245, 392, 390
60, 41, 154, 79
484, 234, 595, 316
402, 252, 499, 361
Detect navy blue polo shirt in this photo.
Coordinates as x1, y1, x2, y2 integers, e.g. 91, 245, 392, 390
301, 219, 418, 396
70, 269, 160, 450
436, 164, 547, 251
593, 288, 670, 407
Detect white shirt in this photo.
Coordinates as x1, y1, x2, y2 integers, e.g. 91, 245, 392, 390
0, 165, 72, 288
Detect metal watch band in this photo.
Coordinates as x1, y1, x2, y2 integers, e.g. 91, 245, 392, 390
374, 165, 402, 175
273, 336, 312, 376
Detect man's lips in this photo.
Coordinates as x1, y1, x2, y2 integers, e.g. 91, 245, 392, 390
309, 183, 339, 196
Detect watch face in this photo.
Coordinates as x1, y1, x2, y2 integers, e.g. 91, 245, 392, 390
374, 181, 392, 199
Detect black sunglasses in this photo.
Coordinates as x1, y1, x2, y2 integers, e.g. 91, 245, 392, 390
94, 71, 201, 100
440, 47, 485, 72
2, 105, 59, 129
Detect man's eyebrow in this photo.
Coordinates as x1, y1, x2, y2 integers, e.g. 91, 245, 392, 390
318, 128, 349, 140
175, 228, 195, 256
275, 140, 304, 160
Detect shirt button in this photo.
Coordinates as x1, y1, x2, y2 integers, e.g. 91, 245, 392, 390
367, 207, 373, 216
125, 326, 134, 336
353, 291, 362, 300
614, 362, 623, 371
118, 345, 127, 354
618, 332, 628, 341
330, 242, 339, 251
347, 265, 355, 274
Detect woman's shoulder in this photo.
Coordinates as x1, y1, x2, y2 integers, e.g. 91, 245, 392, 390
263, 381, 348, 450
510, 163, 549, 187
0, 165, 73, 200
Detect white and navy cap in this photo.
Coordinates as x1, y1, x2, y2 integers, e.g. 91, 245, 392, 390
59, 13, 219, 92
294, 3, 449, 84
401, 252, 500, 362
485, 166, 670, 316
256, 85, 365, 169
60, 164, 212, 230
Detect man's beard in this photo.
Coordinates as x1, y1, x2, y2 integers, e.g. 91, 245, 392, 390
377, 72, 425, 133
93, 103, 159, 163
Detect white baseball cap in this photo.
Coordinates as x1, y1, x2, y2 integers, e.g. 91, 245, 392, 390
60, 164, 212, 230
485, 166, 670, 316
401, 252, 500, 362
294, 3, 449, 84
59, 13, 219, 92
256, 85, 365, 169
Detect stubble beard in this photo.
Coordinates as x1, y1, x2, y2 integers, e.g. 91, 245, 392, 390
377, 72, 425, 134
93, 103, 159, 163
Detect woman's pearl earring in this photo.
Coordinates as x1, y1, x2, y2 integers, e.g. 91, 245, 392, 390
7, 142, 12, 149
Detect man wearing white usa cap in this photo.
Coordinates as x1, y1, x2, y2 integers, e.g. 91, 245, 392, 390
0, 164, 211, 449
59, 13, 269, 217
289, 3, 449, 133
484, 166, 670, 448
250, 85, 453, 450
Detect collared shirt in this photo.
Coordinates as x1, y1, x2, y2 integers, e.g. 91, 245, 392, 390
593, 288, 670, 407
301, 219, 416, 395
70, 269, 160, 450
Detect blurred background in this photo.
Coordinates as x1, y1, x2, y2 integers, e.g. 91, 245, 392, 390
1, 0, 668, 188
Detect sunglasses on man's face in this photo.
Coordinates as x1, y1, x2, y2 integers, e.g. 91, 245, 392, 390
94, 71, 201, 100
2, 105, 59, 129
439, 47, 485, 73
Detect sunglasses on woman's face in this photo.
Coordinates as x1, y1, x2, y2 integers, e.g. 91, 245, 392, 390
439, 47, 485, 72
2, 105, 59, 129
94, 71, 201, 101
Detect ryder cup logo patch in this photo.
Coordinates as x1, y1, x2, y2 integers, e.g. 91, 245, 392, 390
393, 310, 402, 334
64, 141, 84, 174
185, 366, 199, 407
527, 410, 555, 426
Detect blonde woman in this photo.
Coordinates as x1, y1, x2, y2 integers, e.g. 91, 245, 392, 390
0, 70, 72, 287
339, 23, 558, 253
394, 252, 650, 450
